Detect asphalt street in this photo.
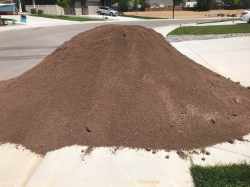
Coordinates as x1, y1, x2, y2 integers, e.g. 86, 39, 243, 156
0, 18, 219, 80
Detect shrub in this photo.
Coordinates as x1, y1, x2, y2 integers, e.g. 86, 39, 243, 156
37, 9, 43, 15
30, 8, 37, 14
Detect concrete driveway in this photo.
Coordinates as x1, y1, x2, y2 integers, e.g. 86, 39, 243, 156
172, 36, 250, 87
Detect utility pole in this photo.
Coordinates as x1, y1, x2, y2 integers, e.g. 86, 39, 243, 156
172, 0, 175, 19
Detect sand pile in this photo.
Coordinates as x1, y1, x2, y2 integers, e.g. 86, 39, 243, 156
0, 25, 250, 154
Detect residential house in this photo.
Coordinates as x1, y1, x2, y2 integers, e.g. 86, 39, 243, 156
23, 0, 111, 15
145, 0, 173, 9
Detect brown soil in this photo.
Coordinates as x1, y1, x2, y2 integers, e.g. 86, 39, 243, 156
0, 25, 249, 155
124, 9, 244, 19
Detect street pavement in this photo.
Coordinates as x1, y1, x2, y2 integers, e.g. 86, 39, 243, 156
0, 18, 222, 80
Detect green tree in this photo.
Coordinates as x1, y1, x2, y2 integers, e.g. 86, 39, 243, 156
175, 0, 183, 5
116, 0, 144, 11
240, 0, 250, 8
223, 0, 240, 4
57, 0, 70, 8
234, 0, 240, 4
132, 0, 145, 10
196, 0, 216, 10
118, 0, 129, 11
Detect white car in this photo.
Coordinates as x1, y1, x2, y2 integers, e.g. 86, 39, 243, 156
241, 10, 250, 23
96, 6, 118, 16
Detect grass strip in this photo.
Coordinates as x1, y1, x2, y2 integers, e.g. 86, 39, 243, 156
31, 14, 103, 21
168, 23, 250, 35
191, 164, 250, 187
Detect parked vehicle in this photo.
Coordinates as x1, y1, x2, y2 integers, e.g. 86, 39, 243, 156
241, 10, 250, 23
96, 6, 118, 16
184, 1, 197, 8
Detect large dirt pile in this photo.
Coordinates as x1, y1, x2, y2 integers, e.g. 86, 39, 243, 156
0, 25, 249, 154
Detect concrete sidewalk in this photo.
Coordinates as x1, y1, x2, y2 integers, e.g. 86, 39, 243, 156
155, 24, 250, 87
172, 36, 250, 87
0, 15, 141, 33
1, 133, 250, 187
0, 15, 81, 32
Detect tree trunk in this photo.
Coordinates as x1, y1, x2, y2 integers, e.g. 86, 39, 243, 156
81, 0, 86, 15
32, 0, 36, 9
172, 0, 175, 19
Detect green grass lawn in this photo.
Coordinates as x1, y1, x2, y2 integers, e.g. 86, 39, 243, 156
191, 164, 250, 187
168, 23, 250, 35
31, 14, 104, 21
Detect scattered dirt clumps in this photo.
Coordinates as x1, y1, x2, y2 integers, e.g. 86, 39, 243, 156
0, 25, 250, 155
